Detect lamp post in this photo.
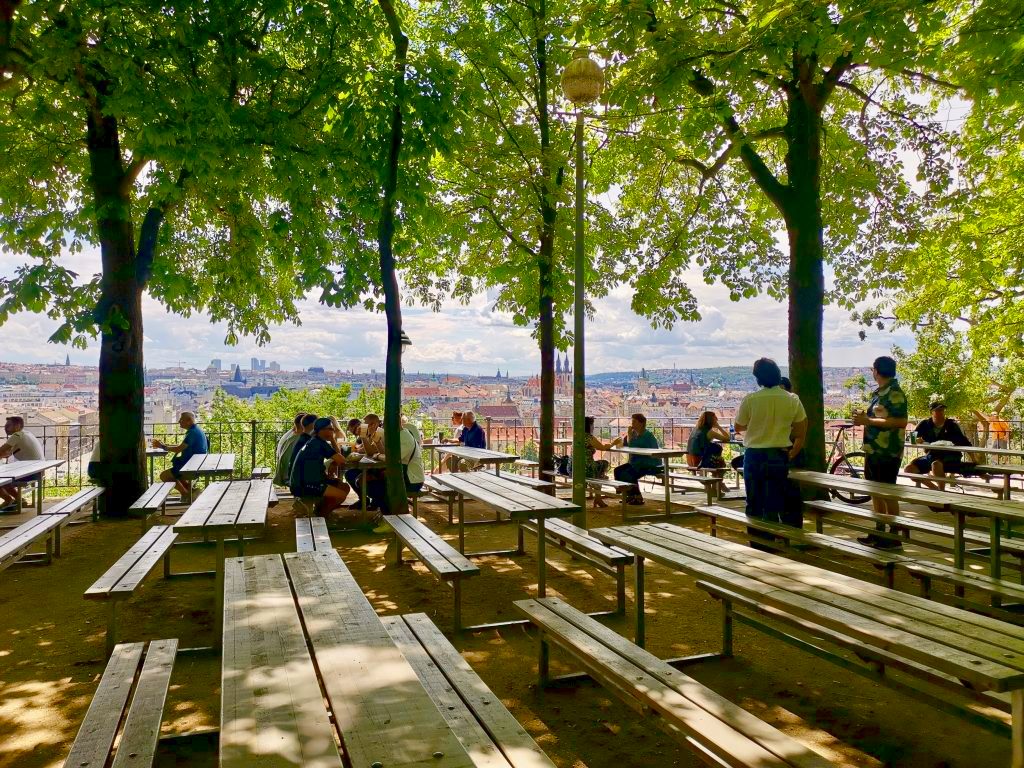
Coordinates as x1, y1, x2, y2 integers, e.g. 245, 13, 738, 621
561, 50, 604, 527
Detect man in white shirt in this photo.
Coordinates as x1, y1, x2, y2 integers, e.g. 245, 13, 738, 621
735, 359, 807, 535
0, 416, 45, 510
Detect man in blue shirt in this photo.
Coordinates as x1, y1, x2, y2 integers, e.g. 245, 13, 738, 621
613, 413, 661, 505
154, 412, 209, 498
450, 411, 487, 471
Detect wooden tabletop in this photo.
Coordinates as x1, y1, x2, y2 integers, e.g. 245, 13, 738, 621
433, 471, 578, 520
593, 523, 1024, 693
790, 469, 1024, 521
0, 459, 64, 479
146, 447, 167, 457
221, 551, 476, 768
433, 446, 519, 463
908, 442, 1024, 458
180, 453, 235, 476
173, 480, 271, 536
611, 446, 687, 459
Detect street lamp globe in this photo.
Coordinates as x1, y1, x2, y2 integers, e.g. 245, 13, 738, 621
560, 49, 604, 106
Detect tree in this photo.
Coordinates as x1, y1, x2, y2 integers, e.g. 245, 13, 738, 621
599, 0, 953, 474
892, 327, 988, 419
0, 1, 371, 513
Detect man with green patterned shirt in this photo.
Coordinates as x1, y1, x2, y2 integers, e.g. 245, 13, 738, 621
852, 356, 909, 549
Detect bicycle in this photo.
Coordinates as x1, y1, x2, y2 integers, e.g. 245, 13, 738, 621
826, 424, 870, 504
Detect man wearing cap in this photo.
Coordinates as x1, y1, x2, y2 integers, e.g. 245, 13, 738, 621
289, 417, 352, 516
906, 401, 976, 488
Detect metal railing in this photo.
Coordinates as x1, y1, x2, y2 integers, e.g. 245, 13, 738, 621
12, 414, 1024, 495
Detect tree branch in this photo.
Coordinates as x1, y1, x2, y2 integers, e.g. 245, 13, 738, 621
136, 168, 190, 286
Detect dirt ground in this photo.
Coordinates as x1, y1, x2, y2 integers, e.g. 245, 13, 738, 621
0, 485, 1011, 768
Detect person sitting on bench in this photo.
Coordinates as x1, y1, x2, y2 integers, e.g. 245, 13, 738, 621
273, 413, 306, 486
153, 412, 208, 499
686, 411, 730, 470
906, 401, 976, 488
0, 416, 44, 511
612, 413, 660, 505
289, 417, 351, 517
364, 416, 425, 514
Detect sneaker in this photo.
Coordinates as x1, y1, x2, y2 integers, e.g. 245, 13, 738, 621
857, 534, 880, 547
347, 500, 363, 509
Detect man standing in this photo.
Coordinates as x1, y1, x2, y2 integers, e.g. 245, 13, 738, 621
154, 412, 209, 499
0, 416, 44, 511
853, 356, 909, 549
612, 413, 661, 505
734, 360, 807, 535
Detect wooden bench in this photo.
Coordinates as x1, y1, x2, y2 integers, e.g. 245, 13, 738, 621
804, 499, 1024, 577
518, 517, 633, 613
385, 513, 480, 630
486, 468, 555, 491
543, 471, 635, 508
515, 596, 836, 768
294, 516, 333, 552
383, 612, 556, 767
696, 504, 908, 588
898, 471, 1005, 498
514, 457, 541, 476
63, 639, 177, 768
129, 482, 176, 532
85, 525, 179, 655
423, 476, 458, 523
0, 513, 69, 572
905, 560, 1024, 619
664, 472, 724, 504
250, 466, 270, 479
42, 486, 104, 522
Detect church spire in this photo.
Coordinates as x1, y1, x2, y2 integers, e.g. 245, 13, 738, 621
555, 354, 562, 374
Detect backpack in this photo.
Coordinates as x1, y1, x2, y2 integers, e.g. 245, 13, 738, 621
556, 454, 572, 477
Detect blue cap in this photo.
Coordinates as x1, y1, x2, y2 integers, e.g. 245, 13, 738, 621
313, 417, 334, 431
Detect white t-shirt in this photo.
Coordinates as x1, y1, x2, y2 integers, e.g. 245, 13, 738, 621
735, 387, 806, 449
4, 429, 44, 461
400, 427, 425, 485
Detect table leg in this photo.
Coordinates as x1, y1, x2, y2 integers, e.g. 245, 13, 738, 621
635, 555, 646, 648
361, 468, 369, 518
458, 495, 465, 554
495, 462, 501, 476
954, 511, 966, 570
37, 475, 43, 515
663, 458, 671, 517
214, 536, 225, 649
1013, 689, 1023, 768
149, 457, 155, 486
538, 516, 547, 598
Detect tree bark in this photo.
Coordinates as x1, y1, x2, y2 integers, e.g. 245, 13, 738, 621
377, 0, 410, 517
783, 76, 826, 474
86, 108, 146, 516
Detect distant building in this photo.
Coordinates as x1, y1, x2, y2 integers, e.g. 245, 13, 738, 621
210, 359, 222, 371
251, 357, 260, 372
268, 361, 281, 372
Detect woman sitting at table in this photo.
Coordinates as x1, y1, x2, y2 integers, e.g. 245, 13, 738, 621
686, 411, 730, 470
582, 417, 614, 508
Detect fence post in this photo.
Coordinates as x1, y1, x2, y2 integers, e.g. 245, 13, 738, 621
485, 417, 492, 450
250, 420, 257, 473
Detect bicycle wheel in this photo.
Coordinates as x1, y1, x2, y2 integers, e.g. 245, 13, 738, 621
829, 451, 871, 504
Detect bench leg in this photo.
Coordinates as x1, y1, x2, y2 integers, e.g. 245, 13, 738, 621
107, 602, 118, 658
813, 512, 823, 534
395, 534, 403, 566
721, 599, 734, 657
412, 495, 419, 520
453, 580, 462, 632
635, 555, 646, 649
517, 523, 525, 555
92, 498, 99, 523
884, 564, 895, 590
918, 575, 932, 600
615, 564, 626, 615
458, 496, 465, 554
709, 515, 718, 538
45, 531, 53, 565
1013, 689, 1024, 768
164, 547, 172, 578
538, 630, 550, 687
54, 525, 62, 558
447, 497, 453, 525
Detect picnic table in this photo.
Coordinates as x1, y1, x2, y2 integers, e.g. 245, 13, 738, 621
421, 439, 443, 473
790, 469, 1024, 580
0, 459, 65, 514
432, 471, 578, 598
145, 446, 166, 485
591, 522, 1024, 766
907, 442, 1024, 498
610, 446, 688, 515
178, 453, 235, 502
342, 454, 385, 516
434, 445, 518, 474
173, 479, 271, 645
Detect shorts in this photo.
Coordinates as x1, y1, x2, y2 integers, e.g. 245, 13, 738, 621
909, 454, 976, 475
864, 454, 901, 484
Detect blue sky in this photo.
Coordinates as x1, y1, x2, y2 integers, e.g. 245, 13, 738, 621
1, 245, 914, 374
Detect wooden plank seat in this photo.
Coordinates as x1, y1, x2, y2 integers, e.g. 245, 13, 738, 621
904, 560, 1024, 619
518, 517, 633, 614
542, 471, 635, 507
424, 476, 459, 523
0, 513, 69, 571
42, 486, 105, 522
485, 468, 555, 491
696, 505, 908, 588
383, 612, 557, 767
62, 639, 177, 768
385, 513, 480, 630
804, 499, 1024, 575
250, 466, 271, 479
515, 596, 836, 768
85, 525, 179, 655
663, 472, 724, 504
294, 516, 333, 552
898, 471, 1005, 498
129, 482, 177, 532
514, 458, 541, 476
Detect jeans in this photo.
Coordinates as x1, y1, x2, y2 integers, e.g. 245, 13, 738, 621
613, 462, 660, 496
743, 448, 789, 526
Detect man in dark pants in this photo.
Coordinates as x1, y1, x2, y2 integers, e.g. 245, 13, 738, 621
735, 359, 807, 548
612, 413, 661, 505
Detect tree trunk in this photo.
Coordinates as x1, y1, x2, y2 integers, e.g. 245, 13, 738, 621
86, 108, 146, 516
784, 80, 826, 474
377, 0, 409, 517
